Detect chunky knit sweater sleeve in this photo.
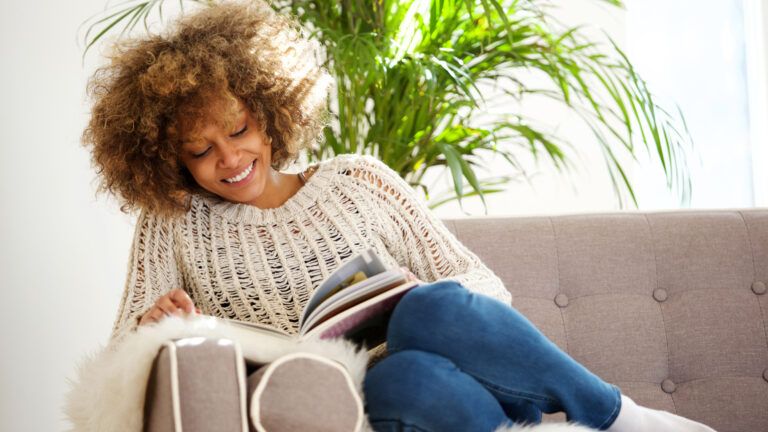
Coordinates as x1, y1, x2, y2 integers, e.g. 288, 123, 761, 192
109, 210, 184, 344
349, 155, 512, 305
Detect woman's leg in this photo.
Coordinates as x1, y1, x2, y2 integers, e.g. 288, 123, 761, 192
382, 281, 716, 432
363, 349, 520, 432
387, 280, 622, 430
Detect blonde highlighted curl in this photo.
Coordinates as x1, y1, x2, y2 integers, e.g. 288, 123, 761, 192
83, 0, 331, 216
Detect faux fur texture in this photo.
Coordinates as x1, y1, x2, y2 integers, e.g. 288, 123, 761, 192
63, 315, 368, 432
64, 315, 599, 432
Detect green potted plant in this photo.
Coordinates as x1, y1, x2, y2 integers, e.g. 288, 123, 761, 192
82, 0, 692, 212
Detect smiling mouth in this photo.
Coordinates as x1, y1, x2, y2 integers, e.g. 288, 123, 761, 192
222, 160, 256, 183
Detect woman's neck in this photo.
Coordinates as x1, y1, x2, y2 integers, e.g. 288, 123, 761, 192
245, 170, 303, 209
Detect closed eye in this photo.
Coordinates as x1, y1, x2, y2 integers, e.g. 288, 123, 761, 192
192, 147, 212, 158
230, 124, 248, 137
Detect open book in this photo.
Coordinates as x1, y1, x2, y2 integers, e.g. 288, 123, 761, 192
212, 248, 420, 359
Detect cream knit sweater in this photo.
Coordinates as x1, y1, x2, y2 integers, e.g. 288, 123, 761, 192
110, 154, 512, 344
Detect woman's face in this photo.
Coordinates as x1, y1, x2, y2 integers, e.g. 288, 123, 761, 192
178, 100, 273, 205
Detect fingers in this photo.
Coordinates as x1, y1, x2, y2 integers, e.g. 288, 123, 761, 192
139, 307, 165, 326
138, 289, 198, 328
156, 289, 196, 316
400, 266, 417, 282
155, 295, 184, 317
400, 266, 423, 284
169, 288, 195, 314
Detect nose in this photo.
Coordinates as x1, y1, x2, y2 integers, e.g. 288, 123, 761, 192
216, 140, 241, 169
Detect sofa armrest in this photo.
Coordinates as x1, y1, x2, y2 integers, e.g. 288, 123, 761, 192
144, 337, 248, 432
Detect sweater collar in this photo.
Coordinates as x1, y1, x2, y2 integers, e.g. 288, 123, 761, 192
197, 158, 337, 225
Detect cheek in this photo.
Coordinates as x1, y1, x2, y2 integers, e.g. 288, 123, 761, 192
184, 160, 218, 187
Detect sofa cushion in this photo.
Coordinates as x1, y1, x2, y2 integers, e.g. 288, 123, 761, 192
144, 337, 248, 432
247, 352, 363, 432
446, 209, 768, 432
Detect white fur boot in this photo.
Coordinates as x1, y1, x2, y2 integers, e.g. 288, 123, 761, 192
606, 395, 716, 432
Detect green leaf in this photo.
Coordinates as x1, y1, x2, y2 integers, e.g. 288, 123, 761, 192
81, 0, 692, 213
439, 142, 465, 209
83, 4, 146, 57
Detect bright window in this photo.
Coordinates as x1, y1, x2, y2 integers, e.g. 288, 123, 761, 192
626, 0, 759, 208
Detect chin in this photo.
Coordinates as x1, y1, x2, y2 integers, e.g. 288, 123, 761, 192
219, 184, 263, 204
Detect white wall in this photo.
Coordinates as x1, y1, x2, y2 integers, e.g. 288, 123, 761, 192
0, 0, 763, 431
0, 1, 137, 430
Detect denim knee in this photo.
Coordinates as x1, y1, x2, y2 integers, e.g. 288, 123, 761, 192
395, 280, 464, 315
387, 280, 466, 351
363, 350, 508, 432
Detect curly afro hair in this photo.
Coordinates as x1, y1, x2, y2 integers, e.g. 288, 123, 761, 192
83, 0, 331, 216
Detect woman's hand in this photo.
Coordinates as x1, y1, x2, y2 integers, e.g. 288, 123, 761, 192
400, 266, 423, 284
138, 288, 201, 327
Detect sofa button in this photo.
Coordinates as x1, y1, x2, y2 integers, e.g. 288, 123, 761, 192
653, 288, 668, 302
554, 293, 569, 308
763, 368, 768, 383
752, 281, 767, 295
661, 379, 676, 394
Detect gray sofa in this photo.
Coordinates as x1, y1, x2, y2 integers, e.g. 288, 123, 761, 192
144, 209, 768, 432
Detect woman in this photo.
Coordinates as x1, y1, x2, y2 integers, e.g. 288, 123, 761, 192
84, 2, 715, 431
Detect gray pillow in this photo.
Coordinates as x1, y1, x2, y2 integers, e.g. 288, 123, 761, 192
145, 337, 249, 432
247, 352, 364, 432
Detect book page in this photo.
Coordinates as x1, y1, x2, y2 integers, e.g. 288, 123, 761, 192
203, 316, 298, 365
303, 281, 419, 342
224, 318, 293, 338
301, 269, 407, 332
299, 248, 387, 327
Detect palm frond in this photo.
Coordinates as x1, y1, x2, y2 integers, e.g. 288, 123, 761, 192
81, 0, 692, 211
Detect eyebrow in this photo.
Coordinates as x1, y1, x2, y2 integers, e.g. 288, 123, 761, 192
179, 109, 248, 146
180, 137, 212, 153
180, 138, 202, 148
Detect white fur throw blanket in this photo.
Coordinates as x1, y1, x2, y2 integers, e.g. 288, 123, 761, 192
63, 315, 598, 432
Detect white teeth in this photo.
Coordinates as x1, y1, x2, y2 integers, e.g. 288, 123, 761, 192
224, 161, 254, 183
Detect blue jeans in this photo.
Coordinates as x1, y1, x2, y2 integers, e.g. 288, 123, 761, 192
363, 280, 622, 432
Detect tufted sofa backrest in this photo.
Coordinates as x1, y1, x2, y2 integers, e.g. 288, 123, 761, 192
445, 209, 768, 432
